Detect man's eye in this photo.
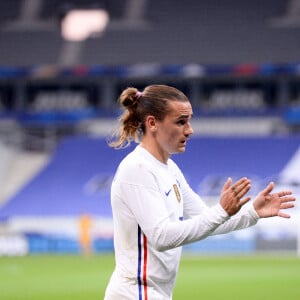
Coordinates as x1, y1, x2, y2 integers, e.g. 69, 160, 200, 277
177, 120, 186, 125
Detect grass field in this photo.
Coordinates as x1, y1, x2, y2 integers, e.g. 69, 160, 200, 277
0, 254, 300, 300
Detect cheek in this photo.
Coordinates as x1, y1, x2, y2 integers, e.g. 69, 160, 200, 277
166, 129, 180, 144
158, 129, 174, 146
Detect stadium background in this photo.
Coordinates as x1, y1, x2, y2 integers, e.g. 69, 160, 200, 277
0, 0, 299, 265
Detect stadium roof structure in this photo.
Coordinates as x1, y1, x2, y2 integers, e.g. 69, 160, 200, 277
0, 0, 300, 66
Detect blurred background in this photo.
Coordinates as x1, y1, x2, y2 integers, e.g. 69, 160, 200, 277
0, 0, 300, 257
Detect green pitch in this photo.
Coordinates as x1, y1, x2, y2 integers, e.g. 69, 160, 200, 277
0, 254, 300, 299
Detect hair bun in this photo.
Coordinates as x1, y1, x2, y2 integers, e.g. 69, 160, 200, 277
135, 91, 142, 100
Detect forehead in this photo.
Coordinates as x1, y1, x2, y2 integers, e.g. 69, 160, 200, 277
167, 100, 193, 117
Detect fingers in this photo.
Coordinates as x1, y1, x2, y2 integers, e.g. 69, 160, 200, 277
279, 197, 295, 218
277, 196, 295, 218
279, 195, 296, 203
222, 177, 297, 219
277, 212, 291, 219
239, 196, 251, 206
280, 202, 295, 210
277, 190, 293, 198
222, 177, 232, 193
261, 181, 275, 196
228, 178, 251, 214
235, 182, 251, 199
221, 177, 251, 216
267, 192, 296, 219
231, 177, 251, 199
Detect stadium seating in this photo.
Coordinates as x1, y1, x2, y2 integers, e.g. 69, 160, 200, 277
0, 134, 299, 219
0, 0, 300, 255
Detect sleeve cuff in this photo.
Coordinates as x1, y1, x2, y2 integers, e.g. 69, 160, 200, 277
248, 203, 260, 220
215, 203, 230, 220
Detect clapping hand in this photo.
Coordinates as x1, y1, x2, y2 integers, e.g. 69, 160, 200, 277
253, 182, 296, 218
220, 177, 252, 216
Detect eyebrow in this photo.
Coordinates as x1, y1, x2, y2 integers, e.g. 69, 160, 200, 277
177, 113, 193, 119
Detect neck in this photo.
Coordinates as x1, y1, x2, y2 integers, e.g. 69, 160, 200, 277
140, 140, 169, 164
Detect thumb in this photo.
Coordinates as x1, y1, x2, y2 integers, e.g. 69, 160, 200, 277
222, 177, 232, 193
261, 181, 275, 196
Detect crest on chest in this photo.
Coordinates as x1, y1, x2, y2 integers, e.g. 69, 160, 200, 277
173, 184, 181, 203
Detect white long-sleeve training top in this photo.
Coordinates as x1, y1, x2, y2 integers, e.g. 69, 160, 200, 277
104, 145, 259, 300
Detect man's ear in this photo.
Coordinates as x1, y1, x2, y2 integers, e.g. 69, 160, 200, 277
145, 115, 157, 132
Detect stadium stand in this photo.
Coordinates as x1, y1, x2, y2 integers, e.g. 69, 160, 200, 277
1, 135, 300, 218
0, 135, 299, 254
0, 0, 300, 255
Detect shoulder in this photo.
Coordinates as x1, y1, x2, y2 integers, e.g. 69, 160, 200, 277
115, 148, 156, 185
120, 147, 151, 171
167, 158, 189, 188
168, 158, 183, 176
